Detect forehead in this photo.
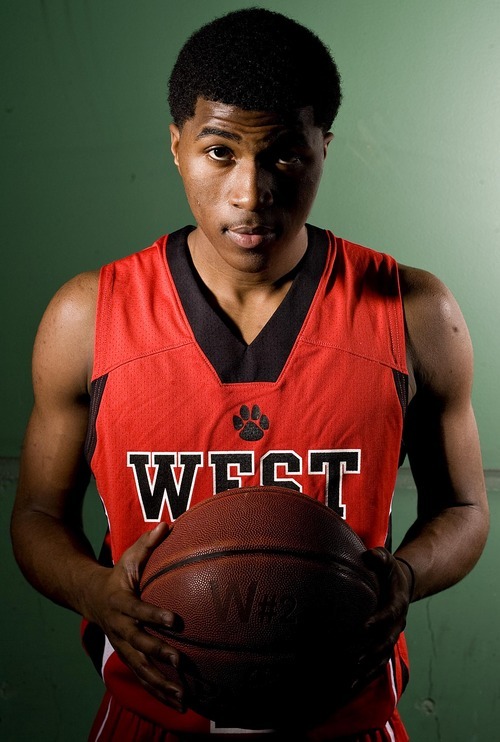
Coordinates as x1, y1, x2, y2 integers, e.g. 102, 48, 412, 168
181, 97, 319, 144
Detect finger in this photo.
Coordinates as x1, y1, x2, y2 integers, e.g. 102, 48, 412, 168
351, 660, 388, 696
120, 523, 171, 583
122, 619, 181, 668
118, 646, 185, 712
362, 546, 393, 576
364, 601, 408, 643
112, 589, 177, 630
363, 551, 410, 627
109, 621, 185, 694
143, 521, 171, 550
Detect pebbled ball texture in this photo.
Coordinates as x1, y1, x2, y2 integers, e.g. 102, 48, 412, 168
140, 486, 379, 730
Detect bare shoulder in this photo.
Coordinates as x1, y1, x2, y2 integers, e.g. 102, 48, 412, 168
398, 264, 473, 399
42, 269, 100, 315
33, 270, 100, 399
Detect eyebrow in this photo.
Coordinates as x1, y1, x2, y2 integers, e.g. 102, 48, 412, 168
195, 127, 242, 142
194, 126, 310, 148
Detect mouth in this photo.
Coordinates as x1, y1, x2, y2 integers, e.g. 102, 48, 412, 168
224, 224, 275, 249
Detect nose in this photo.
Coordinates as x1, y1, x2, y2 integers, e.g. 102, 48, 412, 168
229, 160, 274, 211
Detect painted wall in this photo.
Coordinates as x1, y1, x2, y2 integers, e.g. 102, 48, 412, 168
2, 1, 499, 740
2, 0, 499, 466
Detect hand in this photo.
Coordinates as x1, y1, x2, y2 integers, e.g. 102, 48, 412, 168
83, 523, 185, 712
353, 547, 413, 693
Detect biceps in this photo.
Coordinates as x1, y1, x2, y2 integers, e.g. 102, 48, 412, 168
16, 401, 91, 521
404, 393, 485, 516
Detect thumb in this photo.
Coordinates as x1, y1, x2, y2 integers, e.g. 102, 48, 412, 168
144, 521, 171, 550
120, 522, 170, 585
362, 546, 392, 572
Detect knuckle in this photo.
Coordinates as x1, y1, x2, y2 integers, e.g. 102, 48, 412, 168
158, 643, 179, 665
108, 590, 123, 611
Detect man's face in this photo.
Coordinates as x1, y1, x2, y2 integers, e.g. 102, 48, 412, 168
170, 98, 332, 273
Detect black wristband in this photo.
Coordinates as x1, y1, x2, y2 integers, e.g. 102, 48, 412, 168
395, 556, 416, 601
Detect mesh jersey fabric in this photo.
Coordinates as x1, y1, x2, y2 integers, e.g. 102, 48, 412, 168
82, 224, 409, 740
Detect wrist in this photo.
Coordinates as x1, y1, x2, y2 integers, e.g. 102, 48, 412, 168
395, 555, 416, 602
77, 563, 111, 623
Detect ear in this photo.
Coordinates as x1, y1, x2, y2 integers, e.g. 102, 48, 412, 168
323, 132, 334, 159
169, 123, 181, 167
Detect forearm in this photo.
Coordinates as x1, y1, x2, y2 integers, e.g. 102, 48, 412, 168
10, 507, 108, 622
395, 502, 489, 602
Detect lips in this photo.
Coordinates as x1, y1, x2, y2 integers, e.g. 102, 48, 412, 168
225, 225, 275, 249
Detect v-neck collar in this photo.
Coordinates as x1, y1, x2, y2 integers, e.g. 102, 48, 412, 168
166, 224, 329, 383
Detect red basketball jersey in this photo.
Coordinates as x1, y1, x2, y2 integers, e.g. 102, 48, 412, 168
83, 225, 409, 739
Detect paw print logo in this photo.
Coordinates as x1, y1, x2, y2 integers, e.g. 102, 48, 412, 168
233, 404, 270, 441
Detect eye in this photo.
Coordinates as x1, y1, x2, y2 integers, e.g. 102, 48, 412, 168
274, 148, 304, 167
277, 153, 302, 166
207, 146, 233, 162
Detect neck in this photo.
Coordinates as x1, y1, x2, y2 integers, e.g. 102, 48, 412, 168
187, 227, 308, 344
187, 225, 308, 294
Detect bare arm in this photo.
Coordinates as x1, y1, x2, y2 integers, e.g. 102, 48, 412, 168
357, 265, 489, 689
10, 273, 184, 710
394, 265, 489, 597
12, 272, 98, 606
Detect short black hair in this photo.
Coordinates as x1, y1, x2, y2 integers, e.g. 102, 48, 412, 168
168, 7, 342, 132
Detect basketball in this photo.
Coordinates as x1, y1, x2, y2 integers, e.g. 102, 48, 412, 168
139, 486, 379, 729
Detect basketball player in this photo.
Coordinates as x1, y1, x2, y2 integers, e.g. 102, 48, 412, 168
11, 8, 488, 741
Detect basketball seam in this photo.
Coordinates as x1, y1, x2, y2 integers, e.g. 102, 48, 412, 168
141, 547, 377, 593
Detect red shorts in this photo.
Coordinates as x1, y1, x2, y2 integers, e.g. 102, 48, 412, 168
88, 691, 409, 742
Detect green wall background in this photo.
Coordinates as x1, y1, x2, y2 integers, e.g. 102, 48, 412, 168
2, 1, 499, 740
2, 0, 500, 466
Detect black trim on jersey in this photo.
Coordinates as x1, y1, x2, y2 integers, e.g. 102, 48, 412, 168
384, 369, 409, 552
166, 224, 329, 383
392, 368, 408, 419
385, 370, 409, 552
85, 374, 108, 464
392, 368, 409, 466
384, 516, 392, 553
81, 620, 106, 677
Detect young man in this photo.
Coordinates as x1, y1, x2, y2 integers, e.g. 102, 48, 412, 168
11, 8, 488, 741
